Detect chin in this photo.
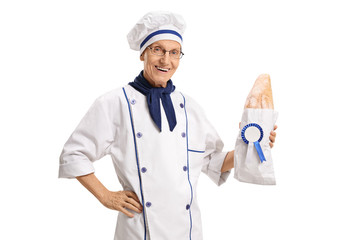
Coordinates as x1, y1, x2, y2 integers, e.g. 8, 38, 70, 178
154, 76, 171, 87
155, 80, 168, 88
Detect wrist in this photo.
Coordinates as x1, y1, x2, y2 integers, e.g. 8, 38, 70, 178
221, 150, 234, 173
76, 173, 110, 204
97, 188, 110, 204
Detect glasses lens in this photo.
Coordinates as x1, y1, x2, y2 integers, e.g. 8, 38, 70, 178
151, 46, 163, 56
149, 47, 184, 59
168, 50, 179, 59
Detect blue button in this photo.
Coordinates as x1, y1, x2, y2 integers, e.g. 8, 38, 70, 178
181, 132, 186, 138
131, 99, 136, 105
180, 103, 184, 108
146, 202, 152, 208
186, 204, 190, 210
141, 167, 147, 173
183, 166, 187, 171
136, 132, 142, 138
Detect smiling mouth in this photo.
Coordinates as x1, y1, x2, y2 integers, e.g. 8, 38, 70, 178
156, 66, 170, 72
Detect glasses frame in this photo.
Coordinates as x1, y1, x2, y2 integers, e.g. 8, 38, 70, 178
147, 46, 184, 59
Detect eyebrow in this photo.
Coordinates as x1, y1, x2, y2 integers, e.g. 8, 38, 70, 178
151, 44, 181, 51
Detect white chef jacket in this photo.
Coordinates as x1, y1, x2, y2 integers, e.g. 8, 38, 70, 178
59, 84, 231, 240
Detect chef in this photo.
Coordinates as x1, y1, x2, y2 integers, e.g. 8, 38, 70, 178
59, 11, 277, 240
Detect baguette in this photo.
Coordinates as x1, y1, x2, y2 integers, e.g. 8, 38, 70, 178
244, 74, 274, 109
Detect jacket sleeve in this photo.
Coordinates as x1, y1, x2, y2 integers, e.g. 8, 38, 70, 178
183, 93, 231, 186
59, 95, 115, 179
201, 116, 231, 186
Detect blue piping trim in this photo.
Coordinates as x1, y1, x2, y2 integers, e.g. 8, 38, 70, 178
188, 149, 205, 153
140, 29, 183, 49
180, 92, 193, 240
122, 87, 147, 240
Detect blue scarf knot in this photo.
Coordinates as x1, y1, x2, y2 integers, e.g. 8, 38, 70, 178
129, 71, 177, 132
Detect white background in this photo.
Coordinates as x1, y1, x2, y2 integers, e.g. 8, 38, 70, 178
1, 0, 360, 239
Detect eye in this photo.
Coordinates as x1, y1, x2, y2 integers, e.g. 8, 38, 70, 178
153, 46, 162, 52
170, 50, 180, 55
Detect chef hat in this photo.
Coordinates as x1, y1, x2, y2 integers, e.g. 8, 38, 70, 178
127, 11, 186, 54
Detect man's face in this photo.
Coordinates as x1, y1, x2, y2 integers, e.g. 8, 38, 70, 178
140, 40, 181, 88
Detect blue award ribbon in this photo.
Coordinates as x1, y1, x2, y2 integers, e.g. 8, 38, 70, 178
254, 141, 266, 163
241, 123, 266, 163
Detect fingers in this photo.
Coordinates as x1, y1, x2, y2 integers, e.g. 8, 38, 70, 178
119, 206, 135, 218
124, 201, 142, 214
269, 132, 276, 142
125, 196, 143, 213
121, 191, 143, 214
128, 199, 143, 213
103, 191, 143, 218
269, 125, 277, 148
125, 191, 143, 210
125, 191, 140, 203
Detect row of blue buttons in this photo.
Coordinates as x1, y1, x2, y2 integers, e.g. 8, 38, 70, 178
136, 132, 186, 138
141, 166, 187, 174
131, 99, 184, 108
144, 201, 190, 210
131, 99, 189, 210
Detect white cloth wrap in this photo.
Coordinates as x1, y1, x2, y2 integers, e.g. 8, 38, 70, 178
234, 109, 278, 185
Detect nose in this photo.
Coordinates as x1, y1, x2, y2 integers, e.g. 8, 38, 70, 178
159, 52, 171, 64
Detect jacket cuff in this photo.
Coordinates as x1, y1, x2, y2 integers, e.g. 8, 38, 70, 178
205, 151, 231, 186
58, 160, 95, 179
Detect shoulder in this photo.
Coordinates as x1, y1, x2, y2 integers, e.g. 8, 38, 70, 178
95, 84, 140, 106
89, 86, 132, 115
96, 87, 124, 103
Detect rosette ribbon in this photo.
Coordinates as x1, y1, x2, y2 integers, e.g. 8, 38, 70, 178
241, 123, 266, 163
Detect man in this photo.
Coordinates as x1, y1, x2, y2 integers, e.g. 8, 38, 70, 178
59, 11, 277, 240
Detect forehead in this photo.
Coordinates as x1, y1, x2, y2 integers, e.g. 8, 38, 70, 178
150, 40, 181, 50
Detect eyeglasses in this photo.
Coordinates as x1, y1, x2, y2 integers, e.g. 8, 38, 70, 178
147, 46, 184, 59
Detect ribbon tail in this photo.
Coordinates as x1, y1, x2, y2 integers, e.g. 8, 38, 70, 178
254, 141, 266, 163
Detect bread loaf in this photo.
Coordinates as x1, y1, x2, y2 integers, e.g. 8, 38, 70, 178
244, 74, 274, 109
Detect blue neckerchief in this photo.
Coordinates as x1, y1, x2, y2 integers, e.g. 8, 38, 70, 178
129, 71, 177, 132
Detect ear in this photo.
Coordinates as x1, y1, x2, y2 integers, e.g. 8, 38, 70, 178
140, 53, 144, 61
